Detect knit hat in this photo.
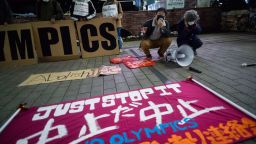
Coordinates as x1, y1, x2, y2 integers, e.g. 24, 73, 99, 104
184, 10, 200, 22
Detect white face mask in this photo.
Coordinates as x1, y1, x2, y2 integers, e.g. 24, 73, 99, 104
188, 21, 195, 25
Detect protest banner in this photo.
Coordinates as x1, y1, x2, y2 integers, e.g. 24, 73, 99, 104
1, 79, 256, 143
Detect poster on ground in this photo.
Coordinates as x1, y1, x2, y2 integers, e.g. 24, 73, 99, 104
1, 79, 256, 143
19, 68, 99, 86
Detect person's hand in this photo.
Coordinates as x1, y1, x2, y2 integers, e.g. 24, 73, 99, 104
50, 18, 55, 24
157, 19, 164, 27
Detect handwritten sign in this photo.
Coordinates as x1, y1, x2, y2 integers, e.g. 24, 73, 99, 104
1, 79, 255, 143
73, 1, 89, 16
102, 4, 118, 17
19, 68, 99, 86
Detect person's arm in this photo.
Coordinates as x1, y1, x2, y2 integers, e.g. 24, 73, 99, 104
142, 20, 152, 38
3, 0, 13, 24
117, 2, 123, 20
53, 1, 64, 20
35, 0, 41, 20
177, 20, 192, 39
86, 0, 96, 20
160, 20, 171, 36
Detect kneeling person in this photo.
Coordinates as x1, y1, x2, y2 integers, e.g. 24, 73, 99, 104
177, 10, 202, 55
140, 8, 172, 59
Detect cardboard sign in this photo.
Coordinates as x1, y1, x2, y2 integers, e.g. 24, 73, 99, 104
19, 68, 99, 86
0, 23, 37, 67
102, 4, 118, 17
76, 17, 119, 58
31, 20, 79, 61
1, 79, 256, 143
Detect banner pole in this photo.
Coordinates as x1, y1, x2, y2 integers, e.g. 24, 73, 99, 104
191, 79, 256, 120
0, 103, 27, 133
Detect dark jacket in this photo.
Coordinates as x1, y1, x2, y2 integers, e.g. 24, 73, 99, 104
70, 0, 96, 20
36, 0, 64, 21
142, 18, 171, 39
0, 0, 13, 25
177, 19, 202, 49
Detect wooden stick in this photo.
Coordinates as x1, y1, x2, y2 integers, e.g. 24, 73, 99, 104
0, 103, 27, 133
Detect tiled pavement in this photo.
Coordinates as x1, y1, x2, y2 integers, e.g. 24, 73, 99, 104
0, 33, 256, 143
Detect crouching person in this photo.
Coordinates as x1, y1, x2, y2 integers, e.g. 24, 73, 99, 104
140, 8, 172, 59
177, 10, 202, 56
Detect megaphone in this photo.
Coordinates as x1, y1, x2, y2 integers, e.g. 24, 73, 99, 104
165, 44, 194, 67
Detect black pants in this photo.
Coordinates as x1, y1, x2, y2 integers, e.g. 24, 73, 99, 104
177, 36, 203, 51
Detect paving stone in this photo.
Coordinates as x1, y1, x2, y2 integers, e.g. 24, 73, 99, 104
104, 80, 116, 89
129, 85, 142, 90
114, 75, 126, 83
138, 79, 153, 88
234, 85, 256, 98
79, 84, 92, 94
91, 85, 104, 97
236, 79, 256, 90
92, 77, 103, 86
104, 88, 117, 95
214, 82, 239, 94
116, 82, 129, 92
146, 74, 161, 82
232, 93, 256, 105
126, 77, 140, 86
77, 92, 91, 99
103, 75, 114, 81
123, 72, 134, 78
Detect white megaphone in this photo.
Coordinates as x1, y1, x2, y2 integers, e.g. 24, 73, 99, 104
165, 44, 194, 67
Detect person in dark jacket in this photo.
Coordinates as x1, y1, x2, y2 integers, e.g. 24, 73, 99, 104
177, 10, 202, 55
36, 0, 64, 22
140, 8, 172, 59
70, 0, 96, 21
0, 0, 13, 25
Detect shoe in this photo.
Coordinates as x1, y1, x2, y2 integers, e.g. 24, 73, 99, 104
120, 49, 123, 53
146, 54, 152, 59
158, 52, 164, 58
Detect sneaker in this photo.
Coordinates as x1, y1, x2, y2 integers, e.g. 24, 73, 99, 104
119, 49, 123, 53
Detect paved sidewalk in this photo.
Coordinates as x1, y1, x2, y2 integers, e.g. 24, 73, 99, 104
0, 33, 256, 143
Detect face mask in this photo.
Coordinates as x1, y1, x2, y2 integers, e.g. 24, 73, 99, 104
42, 0, 50, 2
188, 21, 195, 25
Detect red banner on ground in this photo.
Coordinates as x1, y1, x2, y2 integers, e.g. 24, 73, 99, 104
0, 79, 255, 144
110, 55, 139, 64
123, 59, 156, 69
110, 55, 156, 69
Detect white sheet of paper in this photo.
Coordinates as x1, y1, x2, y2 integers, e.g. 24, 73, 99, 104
73, 1, 89, 16
102, 4, 118, 17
